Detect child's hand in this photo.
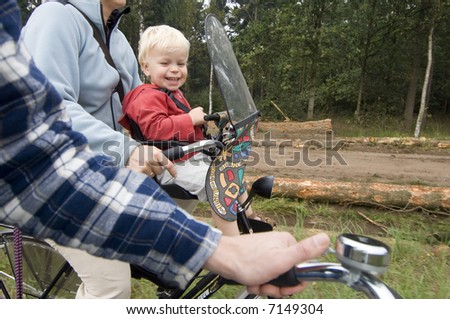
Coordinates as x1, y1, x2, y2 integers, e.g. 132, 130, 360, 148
189, 107, 207, 126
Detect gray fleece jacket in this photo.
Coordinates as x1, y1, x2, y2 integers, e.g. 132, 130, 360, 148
22, 0, 141, 166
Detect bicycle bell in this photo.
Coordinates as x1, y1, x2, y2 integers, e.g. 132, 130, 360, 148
335, 234, 391, 276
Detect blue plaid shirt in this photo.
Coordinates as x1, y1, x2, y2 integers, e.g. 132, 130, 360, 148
0, 0, 221, 289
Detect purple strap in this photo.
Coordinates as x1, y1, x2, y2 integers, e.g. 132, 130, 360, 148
13, 227, 23, 299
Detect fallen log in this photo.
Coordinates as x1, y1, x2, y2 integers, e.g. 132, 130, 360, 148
253, 138, 329, 148
342, 136, 450, 149
258, 119, 333, 135
255, 119, 334, 147
245, 176, 450, 211
255, 121, 450, 150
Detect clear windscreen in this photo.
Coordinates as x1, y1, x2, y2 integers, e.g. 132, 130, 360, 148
205, 15, 258, 124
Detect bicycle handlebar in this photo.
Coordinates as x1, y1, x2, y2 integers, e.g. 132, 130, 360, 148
226, 233, 402, 299
204, 111, 229, 130
204, 113, 221, 121
162, 140, 222, 161
162, 146, 186, 161
269, 262, 401, 299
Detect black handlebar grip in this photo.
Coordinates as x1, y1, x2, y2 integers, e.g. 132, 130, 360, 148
268, 268, 299, 287
222, 267, 299, 287
204, 114, 221, 121
163, 146, 185, 161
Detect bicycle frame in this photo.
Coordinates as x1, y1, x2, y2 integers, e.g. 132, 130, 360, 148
0, 224, 80, 299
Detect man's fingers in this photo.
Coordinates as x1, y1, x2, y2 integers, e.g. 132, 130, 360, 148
245, 233, 329, 298
163, 159, 177, 177
247, 281, 309, 298
150, 148, 177, 177
270, 232, 330, 281
292, 233, 330, 263
144, 162, 163, 176
141, 165, 156, 177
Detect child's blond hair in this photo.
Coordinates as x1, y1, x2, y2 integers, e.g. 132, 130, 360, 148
138, 25, 190, 68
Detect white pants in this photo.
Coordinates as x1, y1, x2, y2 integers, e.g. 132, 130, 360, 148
46, 240, 131, 299
157, 152, 211, 202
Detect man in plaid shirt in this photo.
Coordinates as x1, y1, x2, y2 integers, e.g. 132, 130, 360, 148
0, 0, 329, 297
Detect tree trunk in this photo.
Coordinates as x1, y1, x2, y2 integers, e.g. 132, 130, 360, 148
305, 0, 324, 121
208, 62, 213, 114
414, 22, 434, 138
307, 83, 316, 120
355, 80, 364, 119
404, 6, 425, 130
138, 0, 144, 36
245, 176, 450, 211
403, 35, 422, 130
355, 0, 377, 119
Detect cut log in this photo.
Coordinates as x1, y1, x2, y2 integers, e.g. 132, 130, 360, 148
253, 138, 328, 148
245, 176, 450, 211
342, 136, 450, 149
257, 119, 333, 138
256, 119, 334, 147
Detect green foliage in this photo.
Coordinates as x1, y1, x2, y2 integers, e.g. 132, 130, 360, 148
229, 0, 450, 126
17, 0, 450, 130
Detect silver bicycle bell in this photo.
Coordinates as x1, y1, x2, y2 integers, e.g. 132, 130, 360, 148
335, 234, 391, 276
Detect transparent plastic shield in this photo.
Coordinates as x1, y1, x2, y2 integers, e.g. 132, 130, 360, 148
205, 15, 258, 124
204, 15, 260, 222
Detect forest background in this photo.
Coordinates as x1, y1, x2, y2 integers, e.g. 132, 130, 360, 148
7, 0, 448, 299
20, 0, 450, 138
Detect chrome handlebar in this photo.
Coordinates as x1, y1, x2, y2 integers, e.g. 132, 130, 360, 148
274, 234, 402, 299
294, 261, 400, 299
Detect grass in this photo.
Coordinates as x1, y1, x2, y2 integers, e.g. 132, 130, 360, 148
332, 115, 450, 140
130, 199, 449, 299
1, 201, 448, 299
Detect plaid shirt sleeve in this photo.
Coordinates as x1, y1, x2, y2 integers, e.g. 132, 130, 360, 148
0, 0, 221, 289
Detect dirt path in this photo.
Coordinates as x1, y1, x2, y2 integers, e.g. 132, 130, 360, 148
247, 147, 450, 187
247, 122, 450, 188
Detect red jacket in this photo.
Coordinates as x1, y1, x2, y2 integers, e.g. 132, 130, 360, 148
119, 84, 204, 143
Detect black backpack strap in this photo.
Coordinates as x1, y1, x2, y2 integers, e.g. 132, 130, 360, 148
68, 3, 124, 102
156, 88, 208, 136
156, 88, 209, 137
127, 116, 146, 142
156, 88, 191, 113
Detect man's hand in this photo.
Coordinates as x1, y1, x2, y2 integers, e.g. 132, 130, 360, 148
204, 232, 330, 298
126, 145, 177, 178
